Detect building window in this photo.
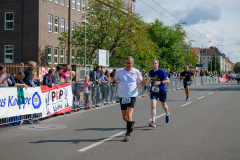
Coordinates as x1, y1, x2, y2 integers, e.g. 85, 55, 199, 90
131, 3, 134, 12
77, 0, 80, 11
67, 0, 69, 7
54, 48, 58, 64
55, 17, 59, 33
61, 0, 64, 5
4, 45, 13, 63
66, 20, 68, 32
72, 0, 76, 9
203, 57, 205, 59
48, 47, 52, 64
60, 49, 64, 64
72, 21, 75, 34
82, 0, 85, 13
48, 15, 52, 32
66, 49, 69, 63
72, 52, 75, 64
5, 12, 14, 30
55, 0, 59, 3
61, 18, 65, 33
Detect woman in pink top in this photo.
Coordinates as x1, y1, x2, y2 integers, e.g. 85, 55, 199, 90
83, 75, 92, 108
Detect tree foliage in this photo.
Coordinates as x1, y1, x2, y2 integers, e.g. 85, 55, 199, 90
233, 62, 240, 73
146, 20, 197, 71
59, 0, 157, 70
58, 0, 199, 72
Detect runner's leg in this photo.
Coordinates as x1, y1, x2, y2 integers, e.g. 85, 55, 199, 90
186, 85, 190, 97
151, 99, 157, 122
161, 102, 168, 114
121, 110, 127, 121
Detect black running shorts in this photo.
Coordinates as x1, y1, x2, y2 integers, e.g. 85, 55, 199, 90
184, 82, 191, 88
120, 97, 137, 110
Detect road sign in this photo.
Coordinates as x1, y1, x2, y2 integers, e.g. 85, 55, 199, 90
196, 64, 203, 67
98, 49, 109, 67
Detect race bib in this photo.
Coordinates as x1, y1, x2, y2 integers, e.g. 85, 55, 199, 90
187, 81, 191, 85
151, 86, 159, 93
121, 98, 131, 104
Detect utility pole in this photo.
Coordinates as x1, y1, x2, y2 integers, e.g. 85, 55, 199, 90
68, 0, 72, 67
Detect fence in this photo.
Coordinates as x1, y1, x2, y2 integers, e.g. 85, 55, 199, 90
0, 76, 218, 126
71, 76, 219, 110
0, 63, 29, 75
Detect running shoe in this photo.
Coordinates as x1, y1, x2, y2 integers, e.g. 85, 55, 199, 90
149, 121, 156, 128
166, 113, 170, 123
124, 134, 131, 142
186, 96, 188, 101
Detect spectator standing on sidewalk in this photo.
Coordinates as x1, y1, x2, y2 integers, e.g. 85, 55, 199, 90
23, 61, 37, 81
24, 71, 41, 87
0, 65, 12, 87
60, 64, 70, 83
91, 66, 101, 108
110, 69, 117, 78
110, 69, 117, 103
9, 72, 27, 89
54, 65, 63, 84
83, 75, 92, 108
43, 69, 56, 87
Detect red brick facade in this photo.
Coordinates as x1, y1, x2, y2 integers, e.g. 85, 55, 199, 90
0, 0, 135, 66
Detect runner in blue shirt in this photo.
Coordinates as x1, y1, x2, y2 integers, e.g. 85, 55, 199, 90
148, 59, 170, 128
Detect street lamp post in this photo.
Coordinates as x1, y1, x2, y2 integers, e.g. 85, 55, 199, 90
201, 41, 211, 71
81, 16, 88, 77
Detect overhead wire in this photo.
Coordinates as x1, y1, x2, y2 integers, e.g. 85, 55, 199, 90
138, 0, 212, 42
151, 0, 210, 40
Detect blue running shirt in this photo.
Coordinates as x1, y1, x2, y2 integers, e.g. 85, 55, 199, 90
149, 69, 168, 92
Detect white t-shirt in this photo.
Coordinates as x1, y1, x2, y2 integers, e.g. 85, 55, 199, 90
115, 68, 142, 98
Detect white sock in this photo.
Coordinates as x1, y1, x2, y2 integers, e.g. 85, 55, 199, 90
166, 112, 170, 116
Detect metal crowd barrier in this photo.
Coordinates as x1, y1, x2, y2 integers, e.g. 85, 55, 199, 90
71, 76, 218, 110
0, 76, 218, 126
0, 113, 42, 126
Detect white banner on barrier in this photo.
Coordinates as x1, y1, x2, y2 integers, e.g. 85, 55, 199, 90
41, 84, 73, 117
0, 87, 43, 118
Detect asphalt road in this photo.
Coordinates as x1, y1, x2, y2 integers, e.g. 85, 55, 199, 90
0, 82, 240, 160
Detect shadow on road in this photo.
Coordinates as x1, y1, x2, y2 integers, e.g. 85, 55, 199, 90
29, 137, 123, 144
75, 127, 125, 132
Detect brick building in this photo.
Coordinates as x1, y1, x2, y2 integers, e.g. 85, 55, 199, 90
0, 0, 136, 66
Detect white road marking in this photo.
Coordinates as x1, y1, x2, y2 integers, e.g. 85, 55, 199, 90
149, 113, 166, 121
198, 96, 205, 99
208, 92, 214, 95
181, 102, 192, 107
78, 131, 125, 152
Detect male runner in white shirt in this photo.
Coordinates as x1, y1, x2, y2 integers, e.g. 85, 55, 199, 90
113, 56, 147, 142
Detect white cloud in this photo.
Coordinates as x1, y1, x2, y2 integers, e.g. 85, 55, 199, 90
136, 0, 240, 63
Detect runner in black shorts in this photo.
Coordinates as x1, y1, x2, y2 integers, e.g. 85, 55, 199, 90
148, 59, 170, 127
180, 66, 195, 101
112, 56, 147, 142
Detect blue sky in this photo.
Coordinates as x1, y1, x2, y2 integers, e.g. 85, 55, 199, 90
136, 0, 240, 63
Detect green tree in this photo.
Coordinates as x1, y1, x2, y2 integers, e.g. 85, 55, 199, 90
208, 56, 221, 73
233, 62, 240, 73
147, 20, 191, 70
59, 0, 157, 69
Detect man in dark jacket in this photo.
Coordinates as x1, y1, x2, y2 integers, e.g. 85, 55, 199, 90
91, 66, 101, 108
43, 69, 56, 87
9, 72, 28, 89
